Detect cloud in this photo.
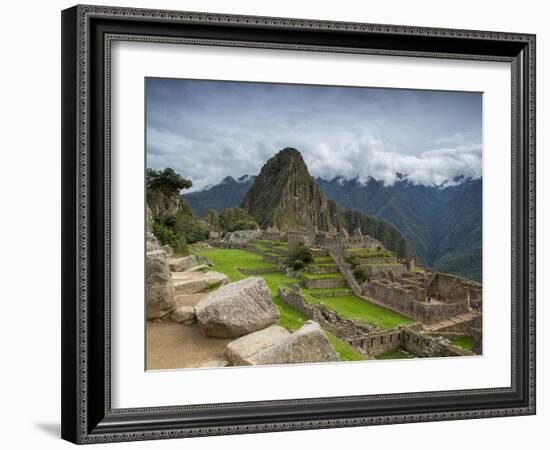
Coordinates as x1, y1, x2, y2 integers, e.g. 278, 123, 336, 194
146, 79, 482, 191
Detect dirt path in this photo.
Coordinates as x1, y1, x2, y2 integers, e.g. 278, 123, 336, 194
146, 292, 232, 370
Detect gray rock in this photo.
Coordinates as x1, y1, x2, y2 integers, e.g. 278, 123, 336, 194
239, 321, 340, 366
170, 305, 196, 324
146, 250, 176, 319
225, 325, 290, 366
160, 244, 174, 257
195, 277, 278, 338
172, 271, 229, 295
186, 264, 210, 273
169, 255, 200, 272
200, 256, 214, 267
146, 232, 160, 252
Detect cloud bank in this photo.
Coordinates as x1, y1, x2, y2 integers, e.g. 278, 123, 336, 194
146, 79, 482, 191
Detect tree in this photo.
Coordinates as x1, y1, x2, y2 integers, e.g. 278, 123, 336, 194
146, 168, 192, 195
353, 266, 370, 284
284, 242, 314, 271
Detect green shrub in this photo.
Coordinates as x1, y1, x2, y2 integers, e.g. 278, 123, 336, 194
152, 220, 188, 255
284, 242, 314, 270
353, 266, 370, 284
345, 254, 360, 268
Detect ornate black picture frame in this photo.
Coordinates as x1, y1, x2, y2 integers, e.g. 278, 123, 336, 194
61, 4, 536, 444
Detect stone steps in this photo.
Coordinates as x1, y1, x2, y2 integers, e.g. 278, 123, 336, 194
424, 312, 478, 332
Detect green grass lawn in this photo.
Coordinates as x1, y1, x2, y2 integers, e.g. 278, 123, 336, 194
375, 348, 415, 360
450, 336, 474, 351
305, 294, 416, 330
194, 248, 365, 361
195, 248, 277, 280
300, 271, 344, 280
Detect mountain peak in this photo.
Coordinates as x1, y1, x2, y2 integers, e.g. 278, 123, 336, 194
239, 148, 414, 259
276, 147, 303, 160
221, 175, 236, 184
240, 147, 322, 230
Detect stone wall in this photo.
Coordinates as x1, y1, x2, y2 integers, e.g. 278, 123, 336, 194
303, 277, 347, 289
363, 280, 469, 325
357, 256, 398, 265
364, 263, 405, 279
349, 329, 402, 356
307, 265, 339, 274
427, 272, 469, 303
209, 240, 247, 249
401, 329, 473, 357
261, 231, 286, 241
288, 231, 316, 248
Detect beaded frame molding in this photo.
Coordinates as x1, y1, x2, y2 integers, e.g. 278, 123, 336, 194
61, 4, 536, 444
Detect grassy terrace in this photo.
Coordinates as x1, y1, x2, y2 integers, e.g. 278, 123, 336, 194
450, 336, 474, 351
304, 293, 416, 330
194, 248, 366, 361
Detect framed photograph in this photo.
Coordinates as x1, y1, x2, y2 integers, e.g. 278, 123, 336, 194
61, 5, 536, 444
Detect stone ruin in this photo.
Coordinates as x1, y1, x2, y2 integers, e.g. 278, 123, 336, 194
146, 231, 341, 367
196, 226, 483, 359
278, 285, 476, 359
361, 270, 482, 326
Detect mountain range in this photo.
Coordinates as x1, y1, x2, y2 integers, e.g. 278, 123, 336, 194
183, 151, 482, 281
317, 176, 482, 281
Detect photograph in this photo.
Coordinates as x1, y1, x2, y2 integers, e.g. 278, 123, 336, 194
55, 2, 537, 445
145, 78, 483, 370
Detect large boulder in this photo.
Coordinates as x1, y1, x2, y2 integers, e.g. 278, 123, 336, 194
238, 321, 340, 366
225, 325, 290, 365
172, 271, 229, 295
195, 277, 278, 338
169, 255, 213, 272
169, 255, 200, 272
146, 250, 176, 319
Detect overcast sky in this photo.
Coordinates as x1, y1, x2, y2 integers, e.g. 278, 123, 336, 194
146, 78, 482, 191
